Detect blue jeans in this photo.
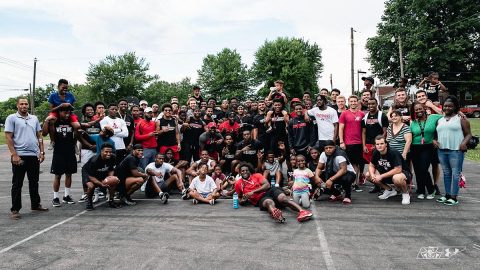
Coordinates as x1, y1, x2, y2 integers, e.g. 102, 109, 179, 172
141, 148, 157, 169
437, 149, 464, 196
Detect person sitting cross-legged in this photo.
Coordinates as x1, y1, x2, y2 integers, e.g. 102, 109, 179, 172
188, 163, 219, 205
145, 153, 186, 204
366, 135, 412, 205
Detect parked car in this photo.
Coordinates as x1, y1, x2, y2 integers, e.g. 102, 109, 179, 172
460, 105, 480, 118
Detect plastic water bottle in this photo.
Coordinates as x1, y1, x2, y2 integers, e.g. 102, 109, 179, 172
271, 176, 276, 188
233, 192, 239, 209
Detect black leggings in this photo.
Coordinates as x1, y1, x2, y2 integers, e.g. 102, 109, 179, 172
324, 171, 355, 199
411, 144, 434, 194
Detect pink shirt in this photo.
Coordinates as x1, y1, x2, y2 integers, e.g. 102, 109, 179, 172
339, 110, 365, 145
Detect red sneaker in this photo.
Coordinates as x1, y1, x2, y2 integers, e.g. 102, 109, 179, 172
328, 194, 343, 202
270, 207, 285, 223
297, 210, 313, 222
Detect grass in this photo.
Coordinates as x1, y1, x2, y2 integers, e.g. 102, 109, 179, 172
466, 118, 480, 162
0, 131, 5, 145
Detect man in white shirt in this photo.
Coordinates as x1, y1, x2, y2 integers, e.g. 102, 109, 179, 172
100, 103, 129, 164
307, 95, 339, 151
145, 153, 185, 204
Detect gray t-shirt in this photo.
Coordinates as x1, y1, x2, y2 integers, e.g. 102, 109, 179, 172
319, 152, 356, 174
5, 112, 41, 156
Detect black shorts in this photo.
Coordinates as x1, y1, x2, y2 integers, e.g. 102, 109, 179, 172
258, 187, 285, 211
145, 178, 169, 198
51, 151, 77, 175
383, 170, 412, 185
345, 144, 363, 165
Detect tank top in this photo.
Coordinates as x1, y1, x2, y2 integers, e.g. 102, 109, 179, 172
436, 115, 464, 150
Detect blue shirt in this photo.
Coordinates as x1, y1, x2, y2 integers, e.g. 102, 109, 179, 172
48, 92, 76, 107
5, 112, 41, 156
88, 134, 116, 154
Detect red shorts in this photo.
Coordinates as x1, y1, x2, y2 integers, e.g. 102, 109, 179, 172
362, 144, 375, 164
49, 112, 79, 122
159, 145, 180, 161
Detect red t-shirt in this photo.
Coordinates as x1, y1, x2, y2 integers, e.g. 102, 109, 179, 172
234, 173, 266, 206
339, 109, 365, 145
218, 121, 240, 134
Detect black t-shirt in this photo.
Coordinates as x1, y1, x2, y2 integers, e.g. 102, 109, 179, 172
237, 114, 254, 133
424, 83, 440, 102
253, 113, 267, 142
236, 139, 262, 167
371, 148, 408, 174
361, 111, 389, 144
115, 154, 141, 180
184, 117, 205, 143
84, 154, 116, 180
53, 120, 75, 155
193, 95, 204, 105
271, 111, 288, 140
119, 113, 134, 147
221, 144, 237, 173
157, 117, 177, 146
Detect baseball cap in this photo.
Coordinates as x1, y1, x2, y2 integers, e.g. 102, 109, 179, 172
132, 144, 143, 150
361, 76, 375, 84
139, 100, 148, 106
207, 122, 217, 129
144, 107, 153, 113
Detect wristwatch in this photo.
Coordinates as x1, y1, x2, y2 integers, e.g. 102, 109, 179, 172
40, 152, 45, 155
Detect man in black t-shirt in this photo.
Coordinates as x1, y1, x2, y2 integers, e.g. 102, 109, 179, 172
115, 144, 148, 206
157, 104, 181, 160
235, 129, 263, 170
366, 136, 411, 205
83, 143, 119, 210
361, 98, 388, 164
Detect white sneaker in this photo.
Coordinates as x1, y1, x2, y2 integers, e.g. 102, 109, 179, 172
402, 193, 410, 205
93, 192, 99, 203
378, 188, 397, 199
426, 192, 435, 200
140, 182, 146, 192
417, 194, 425, 200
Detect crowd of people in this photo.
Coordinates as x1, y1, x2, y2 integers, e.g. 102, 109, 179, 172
6, 73, 473, 223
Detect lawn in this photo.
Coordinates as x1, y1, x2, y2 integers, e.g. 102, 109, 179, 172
0, 131, 5, 145
466, 118, 480, 162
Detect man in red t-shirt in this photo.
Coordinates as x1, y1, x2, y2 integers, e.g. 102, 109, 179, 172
234, 162, 312, 223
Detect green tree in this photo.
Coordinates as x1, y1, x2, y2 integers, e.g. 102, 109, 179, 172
0, 97, 19, 124
197, 48, 251, 100
251, 37, 323, 98
142, 77, 194, 106
85, 52, 158, 104
366, 0, 480, 94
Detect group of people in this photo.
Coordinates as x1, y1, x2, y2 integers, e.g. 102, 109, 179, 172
6, 73, 472, 223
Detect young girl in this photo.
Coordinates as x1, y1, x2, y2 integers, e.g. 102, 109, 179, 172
188, 164, 219, 205
211, 165, 227, 191
292, 155, 316, 208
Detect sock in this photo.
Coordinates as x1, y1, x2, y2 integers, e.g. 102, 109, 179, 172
159, 192, 164, 196
65, 188, 71, 197
53, 192, 59, 199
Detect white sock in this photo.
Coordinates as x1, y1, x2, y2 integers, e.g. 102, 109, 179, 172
53, 192, 59, 199
159, 192, 164, 196
65, 188, 71, 196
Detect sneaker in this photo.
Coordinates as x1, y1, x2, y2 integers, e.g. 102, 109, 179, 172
48, 141, 55, 150
97, 192, 106, 199
378, 188, 397, 200
92, 193, 99, 203
426, 192, 436, 200
271, 208, 285, 223
358, 174, 366, 185
192, 198, 198, 205
417, 194, 425, 200
436, 196, 448, 203
10, 211, 21, 220
78, 194, 88, 203
63, 195, 75, 204
52, 198, 61, 207
401, 193, 410, 205
209, 199, 215, 205
444, 198, 459, 206
120, 197, 136, 206
140, 182, 147, 192
297, 210, 313, 222
86, 200, 94, 211
342, 198, 352, 205
369, 185, 381, 194
434, 184, 441, 195
352, 184, 363, 192
160, 192, 169, 204
108, 200, 121, 208
181, 189, 189, 200
328, 194, 342, 202
312, 187, 323, 200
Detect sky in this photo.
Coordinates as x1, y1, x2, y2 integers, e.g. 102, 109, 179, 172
0, 0, 386, 101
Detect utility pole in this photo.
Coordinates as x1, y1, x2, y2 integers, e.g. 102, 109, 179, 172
330, 74, 333, 90
29, 83, 33, 114
398, 36, 404, 78
350, 27, 355, 96
32, 58, 37, 115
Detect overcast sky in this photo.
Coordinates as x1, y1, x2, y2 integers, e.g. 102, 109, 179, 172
0, 0, 386, 101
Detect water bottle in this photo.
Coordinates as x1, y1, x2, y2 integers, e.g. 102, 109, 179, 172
271, 176, 276, 188
233, 192, 239, 209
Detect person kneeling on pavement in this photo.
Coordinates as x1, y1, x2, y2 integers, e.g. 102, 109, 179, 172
145, 153, 186, 204
366, 135, 411, 205
315, 140, 356, 204
82, 143, 121, 210
234, 162, 313, 223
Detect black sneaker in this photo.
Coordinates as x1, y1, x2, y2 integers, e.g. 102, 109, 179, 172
108, 200, 121, 208
120, 196, 136, 206
181, 189, 190, 200
352, 184, 363, 192
369, 185, 381, 194
86, 200, 94, 211
52, 198, 61, 207
78, 194, 87, 203
63, 195, 75, 204
160, 192, 169, 204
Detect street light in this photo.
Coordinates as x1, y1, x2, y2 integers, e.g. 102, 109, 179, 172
357, 70, 367, 93
391, 36, 404, 78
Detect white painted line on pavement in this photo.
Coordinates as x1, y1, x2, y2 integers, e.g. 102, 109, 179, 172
311, 204, 336, 270
0, 201, 106, 254
459, 196, 480, 203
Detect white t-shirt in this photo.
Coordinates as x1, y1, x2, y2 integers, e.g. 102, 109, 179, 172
145, 162, 174, 183
190, 175, 217, 194
100, 116, 128, 150
319, 152, 356, 174
308, 107, 338, 140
